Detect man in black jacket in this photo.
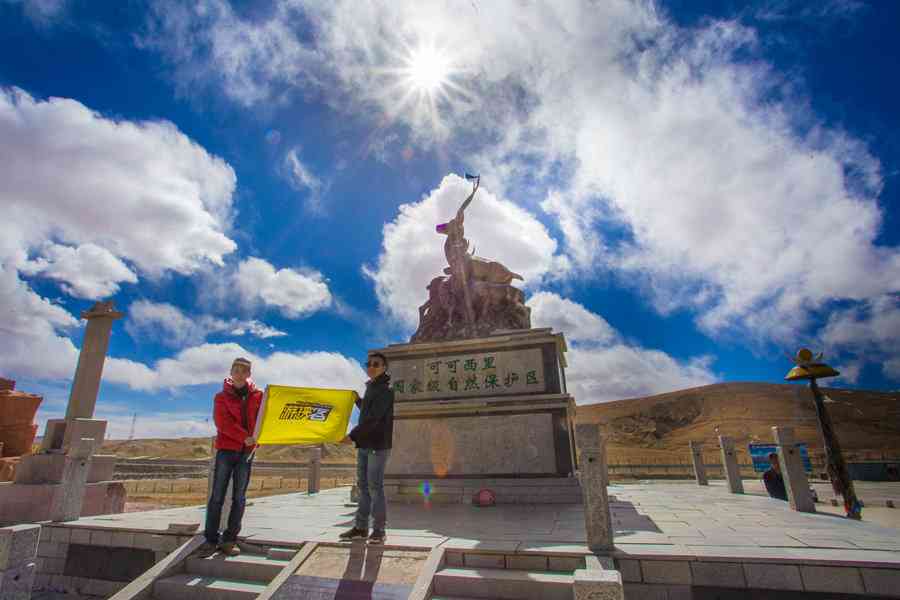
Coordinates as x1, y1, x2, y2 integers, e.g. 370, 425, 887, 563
339, 352, 394, 545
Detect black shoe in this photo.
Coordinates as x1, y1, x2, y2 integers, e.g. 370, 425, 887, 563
367, 530, 386, 545
195, 541, 218, 557
338, 527, 368, 541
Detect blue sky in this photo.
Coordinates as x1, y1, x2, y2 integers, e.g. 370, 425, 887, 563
1, 0, 898, 439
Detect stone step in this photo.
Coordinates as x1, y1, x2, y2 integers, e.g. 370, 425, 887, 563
152, 573, 267, 600
184, 551, 290, 582
433, 567, 574, 600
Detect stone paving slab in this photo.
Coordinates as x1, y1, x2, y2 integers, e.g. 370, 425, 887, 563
55, 482, 900, 570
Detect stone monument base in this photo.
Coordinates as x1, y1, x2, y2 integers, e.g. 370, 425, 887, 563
375, 329, 578, 504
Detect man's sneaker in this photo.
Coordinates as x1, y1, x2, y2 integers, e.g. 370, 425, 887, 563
195, 541, 218, 558
367, 530, 386, 545
219, 541, 241, 556
338, 527, 368, 541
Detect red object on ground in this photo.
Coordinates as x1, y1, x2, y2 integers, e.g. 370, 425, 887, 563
473, 488, 496, 507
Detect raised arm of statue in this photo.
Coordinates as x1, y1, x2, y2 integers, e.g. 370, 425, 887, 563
456, 177, 479, 226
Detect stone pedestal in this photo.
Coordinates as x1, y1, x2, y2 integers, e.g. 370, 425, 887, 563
573, 568, 624, 600
689, 441, 708, 486
718, 436, 744, 494
48, 438, 93, 522
375, 329, 577, 504
0, 523, 39, 600
575, 424, 613, 552
772, 426, 815, 513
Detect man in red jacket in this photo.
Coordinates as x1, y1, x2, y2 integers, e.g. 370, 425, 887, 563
198, 357, 263, 557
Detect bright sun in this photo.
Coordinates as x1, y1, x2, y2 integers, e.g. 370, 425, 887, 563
404, 45, 451, 94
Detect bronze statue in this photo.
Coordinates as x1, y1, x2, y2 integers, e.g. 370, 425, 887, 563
411, 175, 531, 343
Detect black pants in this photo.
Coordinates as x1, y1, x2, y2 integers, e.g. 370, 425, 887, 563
204, 449, 253, 544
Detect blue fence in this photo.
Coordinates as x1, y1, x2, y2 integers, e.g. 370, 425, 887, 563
749, 443, 812, 473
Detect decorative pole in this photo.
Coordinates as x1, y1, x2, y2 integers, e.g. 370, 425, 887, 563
785, 348, 861, 519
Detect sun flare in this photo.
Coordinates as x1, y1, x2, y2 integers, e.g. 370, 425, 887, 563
404, 45, 451, 94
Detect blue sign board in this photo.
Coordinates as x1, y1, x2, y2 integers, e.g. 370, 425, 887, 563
749, 443, 812, 473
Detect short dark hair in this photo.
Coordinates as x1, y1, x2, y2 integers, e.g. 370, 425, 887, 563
369, 352, 388, 368
768, 452, 779, 461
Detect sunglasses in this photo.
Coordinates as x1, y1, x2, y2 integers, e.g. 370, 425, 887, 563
366, 361, 384, 368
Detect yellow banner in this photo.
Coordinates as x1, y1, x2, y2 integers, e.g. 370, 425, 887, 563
253, 385, 355, 445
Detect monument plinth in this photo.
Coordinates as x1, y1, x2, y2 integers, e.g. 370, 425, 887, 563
375, 328, 579, 503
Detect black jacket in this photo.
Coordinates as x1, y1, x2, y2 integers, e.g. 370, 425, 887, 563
763, 468, 788, 501
348, 373, 394, 450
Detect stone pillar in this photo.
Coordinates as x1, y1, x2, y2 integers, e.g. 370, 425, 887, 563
689, 441, 708, 486
718, 436, 743, 494
573, 568, 624, 600
575, 424, 613, 552
772, 426, 815, 513
0, 524, 40, 600
65, 302, 123, 422
207, 438, 233, 530
48, 438, 94, 522
308, 446, 322, 495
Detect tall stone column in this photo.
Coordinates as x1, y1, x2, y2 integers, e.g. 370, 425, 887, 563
65, 302, 123, 422
718, 436, 744, 494
772, 427, 815, 513
689, 441, 708, 486
308, 446, 322, 495
575, 424, 613, 552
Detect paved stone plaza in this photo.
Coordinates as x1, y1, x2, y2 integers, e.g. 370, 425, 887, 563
42, 480, 900, 596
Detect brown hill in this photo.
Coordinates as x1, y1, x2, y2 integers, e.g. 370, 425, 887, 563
100, 438, 358, 463
576, 382, 900, 464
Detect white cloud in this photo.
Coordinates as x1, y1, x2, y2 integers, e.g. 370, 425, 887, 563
0, 264, 79, 380
125, 300, 287, 348
0, 87, 238, 382
20, 243, 137, 299
365, 174, 560, 330
527, 292, 616, 345
528, 291, 717, 403
142, 1, 900, 372
1, 87, 237, 278
282, 147, 324, 211
104, 342, 365, 393
229, 321, 286, 339
821, 295, 900, 382
233, 257, 332, 319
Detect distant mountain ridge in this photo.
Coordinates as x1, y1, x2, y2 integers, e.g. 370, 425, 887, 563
575, 382, 900, 461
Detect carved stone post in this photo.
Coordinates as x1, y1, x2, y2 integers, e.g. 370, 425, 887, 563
0, 524, 40, 600
48, 438, 94, 522
772, 427, 815, 513
575, 424, 613, 552
42, 301, 121, 453
690, 441, 708, 486
718, 436, 744, 494
308, 446, 322, 495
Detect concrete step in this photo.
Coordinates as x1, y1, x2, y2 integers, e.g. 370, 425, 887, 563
152, 573, 267, 600
185, 551, 289, 582
433, 567, 574, 600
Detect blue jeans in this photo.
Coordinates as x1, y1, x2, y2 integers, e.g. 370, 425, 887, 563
205, 449, 253, 544
355, 448, 390, 531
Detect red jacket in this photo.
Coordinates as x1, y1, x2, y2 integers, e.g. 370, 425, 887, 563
214, 378, 263, 452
